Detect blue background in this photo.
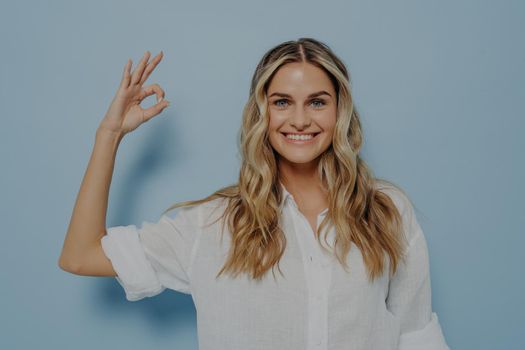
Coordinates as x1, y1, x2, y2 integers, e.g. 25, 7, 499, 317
1, 0, 523, 349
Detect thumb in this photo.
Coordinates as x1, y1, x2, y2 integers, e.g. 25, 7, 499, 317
142, 99, 170, 122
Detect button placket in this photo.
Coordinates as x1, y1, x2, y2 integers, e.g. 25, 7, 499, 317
305, 215, 329, 350
286, 198, 330, 350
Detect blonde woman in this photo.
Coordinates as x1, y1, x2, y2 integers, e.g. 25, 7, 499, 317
59, 38, 450, 350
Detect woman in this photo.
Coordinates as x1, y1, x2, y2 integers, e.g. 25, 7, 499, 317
59, 38, 450, 350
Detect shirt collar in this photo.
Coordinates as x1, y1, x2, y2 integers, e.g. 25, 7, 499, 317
278, 181, 329, 216
279, 181, 292, 209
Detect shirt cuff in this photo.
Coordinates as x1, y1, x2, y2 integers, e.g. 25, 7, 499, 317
101, 225, 165, 301
398, 312, 450, 350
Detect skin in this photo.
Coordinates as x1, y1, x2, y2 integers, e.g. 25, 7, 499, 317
59, 51, 169, 275
267, 62, 337, 231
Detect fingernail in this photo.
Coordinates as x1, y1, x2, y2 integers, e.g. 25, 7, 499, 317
158, 96, 163, 103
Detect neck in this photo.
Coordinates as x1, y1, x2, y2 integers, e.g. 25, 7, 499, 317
278, 157, 323, 193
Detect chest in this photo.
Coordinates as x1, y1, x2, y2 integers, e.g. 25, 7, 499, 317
187, 201, 396, 349
190, 218, 392, 350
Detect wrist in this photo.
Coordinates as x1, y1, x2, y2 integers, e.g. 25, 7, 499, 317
95, 126, 125, 146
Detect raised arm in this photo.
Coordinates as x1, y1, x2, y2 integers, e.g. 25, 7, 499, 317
58, 50, 170, 275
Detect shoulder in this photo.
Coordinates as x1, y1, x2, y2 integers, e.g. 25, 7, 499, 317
373, 179, 413, 216
161, 196, 229, 229
373, 179, 421, 245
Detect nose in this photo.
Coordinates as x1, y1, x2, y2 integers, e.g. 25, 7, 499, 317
289, 108, 311, 130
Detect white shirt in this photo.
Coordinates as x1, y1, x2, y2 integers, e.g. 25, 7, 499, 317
101, 182, 450, 350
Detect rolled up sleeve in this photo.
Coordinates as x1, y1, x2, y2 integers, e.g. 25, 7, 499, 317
101, 205, 201, 301
383, 186, 450, 350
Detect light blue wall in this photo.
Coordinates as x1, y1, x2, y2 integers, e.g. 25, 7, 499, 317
1, 0, 523, 349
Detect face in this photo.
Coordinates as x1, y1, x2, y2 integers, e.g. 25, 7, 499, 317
267, 62, 337, 169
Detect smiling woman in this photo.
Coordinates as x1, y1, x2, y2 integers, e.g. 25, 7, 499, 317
60, 37, 449, 350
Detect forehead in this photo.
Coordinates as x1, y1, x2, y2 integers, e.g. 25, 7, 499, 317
267, 62, 335, 97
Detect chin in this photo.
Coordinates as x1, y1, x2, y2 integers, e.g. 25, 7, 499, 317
277, 152, 324, 165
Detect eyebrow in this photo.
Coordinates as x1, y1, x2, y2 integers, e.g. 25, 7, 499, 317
268, 90, 332, 99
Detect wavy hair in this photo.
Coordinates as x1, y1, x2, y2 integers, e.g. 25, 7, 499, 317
163, 37, 408, 282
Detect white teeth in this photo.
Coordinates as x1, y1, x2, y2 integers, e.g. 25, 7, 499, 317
285, 133, 315, 141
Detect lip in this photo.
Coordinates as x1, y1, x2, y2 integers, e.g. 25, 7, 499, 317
280, 132, 320, 144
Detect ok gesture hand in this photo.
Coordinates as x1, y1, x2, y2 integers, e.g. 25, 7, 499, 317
99, 51, 170, 136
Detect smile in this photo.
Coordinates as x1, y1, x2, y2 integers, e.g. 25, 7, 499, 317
281, 132, 320, 144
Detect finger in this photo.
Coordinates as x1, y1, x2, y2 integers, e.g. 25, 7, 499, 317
142, 99, 170, 122
120, 58, 132, 89
130, 51, 151, 85
140, 84, 166, 103
139, 51, 163, 86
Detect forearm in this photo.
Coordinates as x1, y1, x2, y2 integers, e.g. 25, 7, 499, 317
59, 127, 124, 269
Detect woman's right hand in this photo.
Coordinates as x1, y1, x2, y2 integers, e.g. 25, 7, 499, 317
98, 51, 170, 136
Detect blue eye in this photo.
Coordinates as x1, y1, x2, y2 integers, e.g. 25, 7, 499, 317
311, 99, 326, 108
274, 99, 289, 108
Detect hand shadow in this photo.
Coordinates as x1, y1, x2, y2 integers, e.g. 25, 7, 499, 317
94, 110, 197, 342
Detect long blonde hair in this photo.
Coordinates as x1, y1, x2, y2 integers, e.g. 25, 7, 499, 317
163, 37, 408, 283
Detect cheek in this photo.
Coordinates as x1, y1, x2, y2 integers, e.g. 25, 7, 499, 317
268, 111, 286, 127
267, 116, 280, 144
317, 111, 337, 131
